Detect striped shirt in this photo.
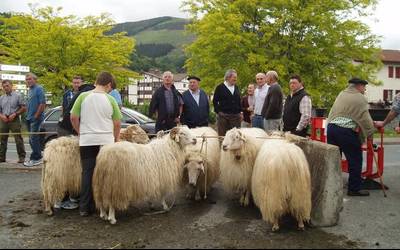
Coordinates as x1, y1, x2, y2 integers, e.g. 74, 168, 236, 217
330, 117, 358, 129
0, 91, 25, 116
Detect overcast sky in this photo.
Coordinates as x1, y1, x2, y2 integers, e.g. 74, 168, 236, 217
0, 0, 398, 49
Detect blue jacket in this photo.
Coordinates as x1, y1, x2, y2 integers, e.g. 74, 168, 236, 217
182, 89, 209, 128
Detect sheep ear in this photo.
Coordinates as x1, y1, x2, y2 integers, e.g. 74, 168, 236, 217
238, 131, 247, 142
170, 128, 179, 142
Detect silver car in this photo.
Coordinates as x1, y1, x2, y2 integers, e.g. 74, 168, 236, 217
39, 106, 156, 147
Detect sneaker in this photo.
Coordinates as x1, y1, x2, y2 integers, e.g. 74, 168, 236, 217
23, 160, 35, 167
32, 158, 43, 166
61, 200, 79, 210
69, 197, 79, 203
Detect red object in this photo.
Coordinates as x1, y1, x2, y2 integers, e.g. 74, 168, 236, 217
310, 117, 326, 143
310, 118, 385, 180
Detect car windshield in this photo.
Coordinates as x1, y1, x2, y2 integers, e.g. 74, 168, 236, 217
122, 107, 154, 124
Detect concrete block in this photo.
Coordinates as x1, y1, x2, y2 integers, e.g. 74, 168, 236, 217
294, 137, 343, 227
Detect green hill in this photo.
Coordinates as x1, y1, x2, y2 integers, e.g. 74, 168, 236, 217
111, 17, 195, 73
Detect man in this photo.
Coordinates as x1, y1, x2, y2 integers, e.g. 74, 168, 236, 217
149, 71, 183, 133
213, 69, 242, 136
282, 75, 312, 137
261, 71, 283, 132
181, 76, 210, 128
241, 84, 255, 128
375, 93, 400, 133
327, 78, 376, 197
0, 80, 26, 163
58, 76, 83, 136
71, 72, 122, 216
252, 73, 269, 129
24, 73, 46, 167
109, 81, 123, 109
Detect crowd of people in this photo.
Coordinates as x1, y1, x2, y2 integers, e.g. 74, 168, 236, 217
1, 69, 400, 215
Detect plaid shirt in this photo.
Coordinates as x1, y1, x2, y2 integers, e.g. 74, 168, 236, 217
392, 93, 400, 115
297, 95, 312, 131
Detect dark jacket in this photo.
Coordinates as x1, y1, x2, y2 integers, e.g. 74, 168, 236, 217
241, 95, 253, 124
283, 88, 309, 136
58, 84, 95, 133
213, 83, 241, 114
181, 89, 210, 128
261, 83, 283, 120
149, 85, 182, 129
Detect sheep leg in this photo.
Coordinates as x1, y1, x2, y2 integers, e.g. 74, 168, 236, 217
44, 201, 53, 216
243, 190, 250, 207
162, 199, 170, 211
108, 207, 117, 225
100, 208, 108, 221
239, 193, 245, 206
298, 219, 305, 231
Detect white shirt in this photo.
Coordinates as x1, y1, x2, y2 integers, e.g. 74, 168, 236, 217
254, 84, 269, 115
224, 81, 235, 95
190, 89, 201, 106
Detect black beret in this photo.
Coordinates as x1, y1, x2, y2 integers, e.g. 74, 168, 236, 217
348, 78, 368, 85
187, 76, 201, 82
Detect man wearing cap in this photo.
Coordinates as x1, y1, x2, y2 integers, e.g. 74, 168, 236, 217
327, 78, 376, 197
181, 76, 210, 128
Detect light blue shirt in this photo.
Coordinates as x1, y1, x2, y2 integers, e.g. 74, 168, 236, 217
190, 89, 201, 106
27, 84, 46, 121
109, 89, 122, 106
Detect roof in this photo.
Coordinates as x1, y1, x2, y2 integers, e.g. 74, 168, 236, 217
381, 50, 400, 63
174, 73, 188, 81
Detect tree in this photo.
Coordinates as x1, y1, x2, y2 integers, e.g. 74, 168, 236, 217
183, 0, 382, 107
0, 5, 137, 96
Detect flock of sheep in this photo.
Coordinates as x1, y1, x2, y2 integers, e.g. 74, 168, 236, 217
41, 125, 311, 232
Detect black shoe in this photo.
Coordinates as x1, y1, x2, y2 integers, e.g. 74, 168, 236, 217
347, 190, 370, 196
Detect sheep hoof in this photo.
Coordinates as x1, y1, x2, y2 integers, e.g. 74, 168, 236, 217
272, 225, 280, 232
46, 210, 54, 216
100, 214, 108, 221
109, 219, 117, 225
298, 226, 305, 231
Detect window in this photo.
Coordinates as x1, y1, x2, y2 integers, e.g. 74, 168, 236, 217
46, 110, 62, 122
389, 66, 394, 78
396, 67, 400, 79
383, 90, 394, 102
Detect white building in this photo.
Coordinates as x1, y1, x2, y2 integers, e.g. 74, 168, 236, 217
126, 71, 189, 105
366, 50, 400, 103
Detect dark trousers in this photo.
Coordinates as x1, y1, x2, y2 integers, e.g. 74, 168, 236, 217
0, 119, 26, 161
327, 124, 363, 192
79, 146, 100, 213
26, 119, 43, 160
156, 117, 177, 133
217, 113, 241, 136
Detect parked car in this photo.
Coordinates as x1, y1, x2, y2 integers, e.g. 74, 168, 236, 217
39, 106, 156, 147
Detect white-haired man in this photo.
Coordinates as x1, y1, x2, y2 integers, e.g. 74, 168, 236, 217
252, 73, 269, 129
149, 71, 183, 132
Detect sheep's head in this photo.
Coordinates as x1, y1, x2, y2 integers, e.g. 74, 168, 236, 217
222, 128, 246, 161
170, 126, 197, 147
184, 154, 205, 187
122, 125, 150, 144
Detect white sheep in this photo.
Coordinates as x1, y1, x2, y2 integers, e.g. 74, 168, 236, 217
93, 126, 197, 224
183, 127, 220, 200
41, 125, 149, 216
42, 136, 81, 216
252, 138, 312, 232
220, 127, 267, 207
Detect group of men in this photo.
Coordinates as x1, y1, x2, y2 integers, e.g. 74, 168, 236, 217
150, 70, 312, 138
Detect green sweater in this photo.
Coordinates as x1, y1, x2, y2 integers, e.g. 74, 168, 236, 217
327, 86, 375, 142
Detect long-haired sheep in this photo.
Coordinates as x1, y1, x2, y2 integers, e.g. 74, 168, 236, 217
42, 136, 81, 216
220, 128, 267, 207
93, 126, 197, 224
252, 138, 312, 232
183, 127, 220, 200
42, 125, 149, 216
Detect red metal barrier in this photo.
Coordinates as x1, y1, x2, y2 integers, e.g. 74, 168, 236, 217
310, 117, 385, 180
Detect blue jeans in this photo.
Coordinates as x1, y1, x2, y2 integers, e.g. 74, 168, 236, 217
26, 118, 43, 160
327, 124, 363, 192
252, 115, 264, 129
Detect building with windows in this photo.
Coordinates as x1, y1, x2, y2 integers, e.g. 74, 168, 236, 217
125, 71, 189, 105
366, 50, 400, 104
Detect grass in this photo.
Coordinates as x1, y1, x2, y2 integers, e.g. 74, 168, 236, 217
134, 30, 195, 47
374, 129, 400, 138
